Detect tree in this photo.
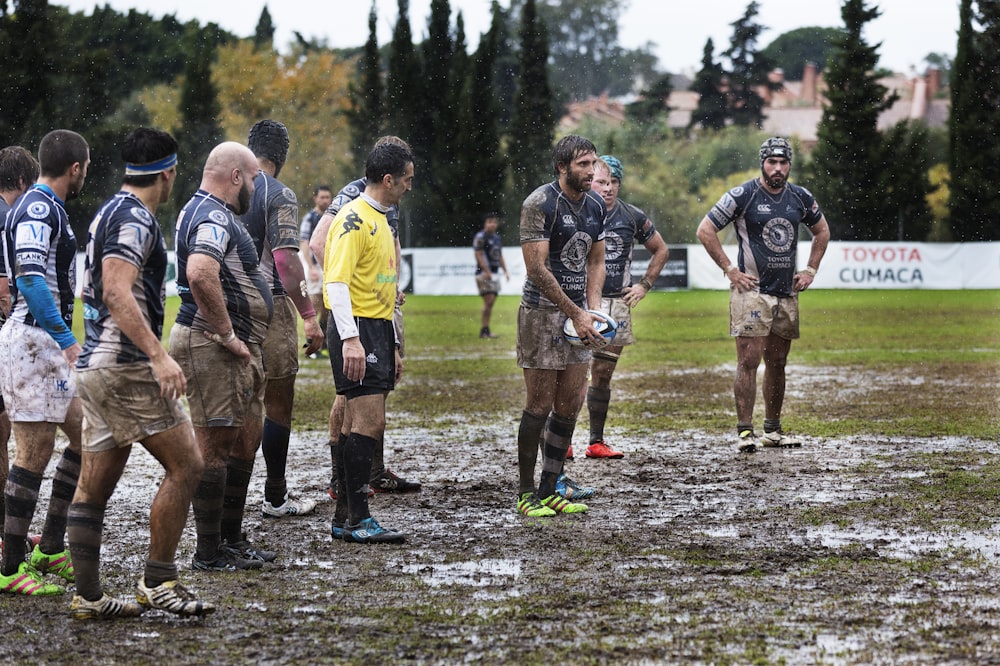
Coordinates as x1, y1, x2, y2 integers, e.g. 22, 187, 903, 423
626, 73, 673, 126
0, 0, 55, 146
457, 7, 506, 229
722, 1, 778, 128
948, 0, 1000, 241
811, 0, 899, 241
488, 1, 518, 128
761, 27, 844, 80
173, 25, 224, 211
347, 3, 384, 165
508, 0, 554, 214
882, 121, 935, 240
385, 0, 422, 148
254, 5, 274, 51
689, 38, 729, 132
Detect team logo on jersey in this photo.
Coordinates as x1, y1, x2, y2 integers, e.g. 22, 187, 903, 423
339, 211, 363, 237
208, 210, 230, 225
27, 202, 50, 219
130, 207, 152, 223
561, 214, 578, 230
716, 193, 738, 218
731, 186, 745, 197
343, 184, 361, 198
15, 221, 50, 252
559, 231, 592, 272
604, 232, 625, 261
195, 222, 230, 254
757, 204, 773, 213
762, 218, 795, 254
281, 187, 296, 203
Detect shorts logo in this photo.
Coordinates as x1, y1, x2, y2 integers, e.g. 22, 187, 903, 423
27, 202, 50, 219
366, 352, 378, 365
750, 310, 761, 320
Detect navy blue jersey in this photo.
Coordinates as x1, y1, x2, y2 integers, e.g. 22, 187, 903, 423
519, 181, 606, 309
3, 184, 77, 328
326, 177, 400, 239
473, 229, 503, 274
241, 171, 299, 296
706, 179, 823, 297
174, 190, 272, 343
77, 191, 168, 367
602, 200, 657, 297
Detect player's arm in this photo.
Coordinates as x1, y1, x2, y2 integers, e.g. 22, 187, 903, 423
0, 276, 11, 316
308, 212, 336, 265
696, 215, 757, 292
474, 247, 491, 276
102, 257, 185, 399
794, 215, 830, 292
585, 238, 606, 311
274, 246, 323, 355
16, 273, 80, 363
186, 253, 249, 360
624, 230, 668, 307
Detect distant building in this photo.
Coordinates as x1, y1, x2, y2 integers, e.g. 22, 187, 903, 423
559, 64, 949, 147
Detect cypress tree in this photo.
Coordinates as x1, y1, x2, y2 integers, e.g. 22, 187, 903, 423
508, 0, 554, 209
689, 38, 729, 132
722, 1, 777, 128
253, 5, 274, 51
811, 0, 897, 240
347, 3, 384, 167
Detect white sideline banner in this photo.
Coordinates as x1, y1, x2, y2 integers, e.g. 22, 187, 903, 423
76, 242, 1000, 297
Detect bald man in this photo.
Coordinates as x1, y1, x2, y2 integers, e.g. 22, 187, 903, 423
168, 142, 275, 572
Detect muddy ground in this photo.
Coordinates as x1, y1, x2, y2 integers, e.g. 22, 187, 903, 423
0, 366, 998, 665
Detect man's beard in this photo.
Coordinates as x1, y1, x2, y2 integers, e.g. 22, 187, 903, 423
235, 180, 252, 214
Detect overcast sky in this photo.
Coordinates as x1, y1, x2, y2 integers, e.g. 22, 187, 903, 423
58, 0, 958, 75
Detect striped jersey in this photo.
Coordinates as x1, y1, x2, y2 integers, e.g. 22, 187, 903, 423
2, 184, 77, 329
519, 181, 606, 309
174, 190, 272, 343
241, 171, 299, 295
77, 191, 168, 368
601, 200, 657, 297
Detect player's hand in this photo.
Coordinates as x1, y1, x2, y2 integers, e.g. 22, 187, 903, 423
727, 268, 759, 293
62, 341, 82, 366
394, 347, 403, 383
342, 337, 366, 382
151, 352, 186, 400
204, 329, 250, 363
623, 284, 647, 308
571, 310, 603, 347
396, 290, 406, 306
302, 316, 324, 356
793, 271, 815, 292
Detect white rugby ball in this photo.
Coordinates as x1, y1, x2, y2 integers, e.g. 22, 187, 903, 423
563, 310, 617, 348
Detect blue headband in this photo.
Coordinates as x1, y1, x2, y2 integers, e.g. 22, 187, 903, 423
124, 153, 177, 176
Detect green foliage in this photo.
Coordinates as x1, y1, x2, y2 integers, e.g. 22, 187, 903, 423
881, 121, 936, 240
347, 6, 384, 168
722, 1, 778, 128
948, 0, 1000, 241
253, 5, 274, 51
811, 0, 899, 241
689, 38, 729, 132
625, 73, 673, 125
508, 0, 554, 209
760, 26, 844, 79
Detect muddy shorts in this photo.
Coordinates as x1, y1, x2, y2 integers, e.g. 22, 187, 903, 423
76, 363, 191, 452
263, 294, 299, 381
476, 274, 501, 296
168, 324, 265, 428
0, 320, 76, 423
729, 287, 799, 339
327, 316, 396, 397
598, 296, 634, 346
516, 304, 592, 370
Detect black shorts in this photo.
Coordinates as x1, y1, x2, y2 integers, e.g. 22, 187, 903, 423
327, 317, 396, 398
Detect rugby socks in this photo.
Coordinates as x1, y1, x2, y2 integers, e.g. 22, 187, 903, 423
261, 418, 291, 505
763, 418, 781, 434
333, 434, 348, 525
587, 386, 611, 443
221, 457, 254, 544
66, 502, 104, 601
2, 465, 41, 575
516, 411, 547, 495
192, 466, 226, 560
143, 559, 178, 589
737, 422, 754, 435
327, 437, 338, 492
39, 448, 80, 555
538, 413, 576, 498
371, 435, 386, 479
343, 432, 377, 525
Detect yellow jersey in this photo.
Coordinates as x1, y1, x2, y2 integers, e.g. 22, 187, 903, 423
323, 196, 397, 321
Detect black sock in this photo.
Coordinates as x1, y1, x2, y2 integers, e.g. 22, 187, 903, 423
39, 448, 80, 555
221, 457, 254, 544
344, 432, 377, 525
144, 559, 179, 589
192, 466, 226, 560
66, 502, 104, 601
262, 418, 291, 505
3, 465, 42, 575
538, 414, 575, 498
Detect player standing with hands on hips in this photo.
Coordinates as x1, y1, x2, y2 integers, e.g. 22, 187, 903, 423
696, 137, 830, 453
